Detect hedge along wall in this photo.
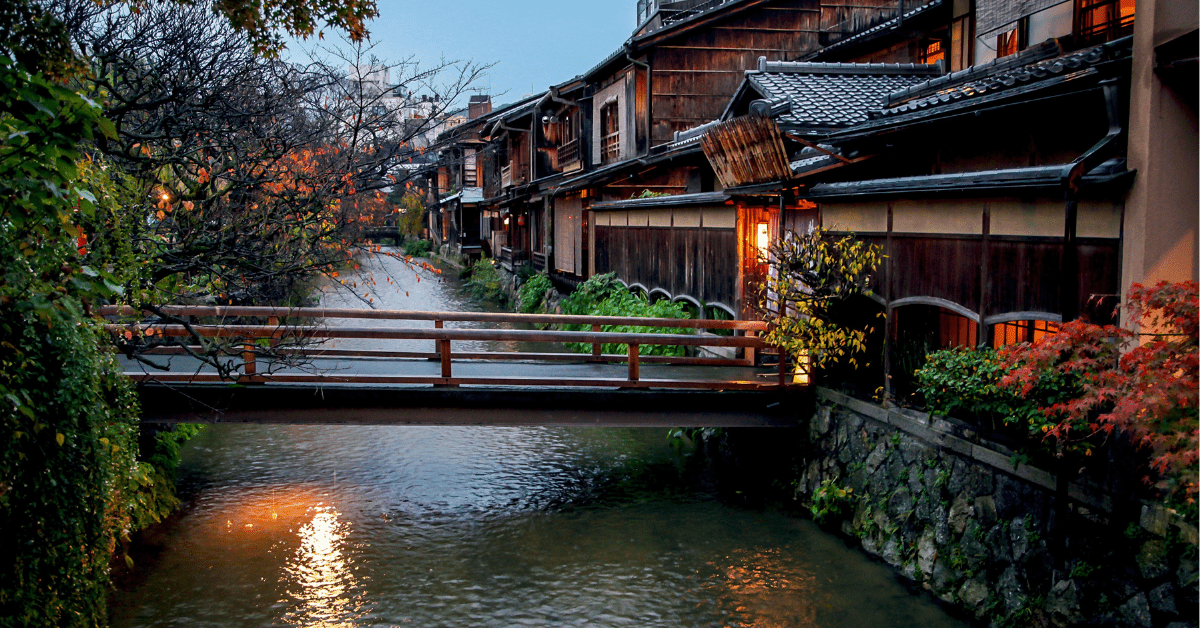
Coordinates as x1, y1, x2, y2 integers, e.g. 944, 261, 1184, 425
798, 389, 1198, 628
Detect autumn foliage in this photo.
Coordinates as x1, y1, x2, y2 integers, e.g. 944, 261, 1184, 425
998, 281, 1199, 504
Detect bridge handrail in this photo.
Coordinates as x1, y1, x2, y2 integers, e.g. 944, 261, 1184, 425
103, 323, 764, 348
95, 305, 768, 332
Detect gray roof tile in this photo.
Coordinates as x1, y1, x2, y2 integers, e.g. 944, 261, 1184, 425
745, 63, 940, 129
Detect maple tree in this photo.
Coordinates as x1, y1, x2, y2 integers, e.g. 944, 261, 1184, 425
997, 281, 1199, 505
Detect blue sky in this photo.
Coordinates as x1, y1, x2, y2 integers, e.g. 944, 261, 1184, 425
290, 0, 637, 108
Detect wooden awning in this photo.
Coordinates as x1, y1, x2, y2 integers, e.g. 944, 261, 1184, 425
700, 115, 792, 189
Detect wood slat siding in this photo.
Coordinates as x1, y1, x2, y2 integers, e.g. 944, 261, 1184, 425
888, 236, 985, 314
851, 233, 1120, 320
594, 218, 737, 308
649, 0, 822, 146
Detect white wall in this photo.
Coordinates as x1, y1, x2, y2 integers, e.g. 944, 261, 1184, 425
592, 73, 629, 164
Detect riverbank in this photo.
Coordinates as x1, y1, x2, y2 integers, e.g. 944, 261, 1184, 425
757, 387, 1199, 628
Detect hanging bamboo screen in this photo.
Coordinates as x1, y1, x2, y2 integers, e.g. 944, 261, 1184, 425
700, 115, 792, 189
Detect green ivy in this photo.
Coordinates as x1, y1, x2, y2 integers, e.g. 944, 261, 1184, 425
810, 477, 854, 524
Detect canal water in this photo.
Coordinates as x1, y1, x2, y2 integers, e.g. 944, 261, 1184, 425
109, 252, 967, 628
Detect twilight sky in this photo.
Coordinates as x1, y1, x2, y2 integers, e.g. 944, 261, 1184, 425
288, 0, 637, 109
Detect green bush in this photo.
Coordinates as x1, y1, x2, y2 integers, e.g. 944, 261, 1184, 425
915, 346, 1079, 438
464, 258, 506, 303
559, 274, 692, 356
403, 238, 433, 257
517, 272, 553, 314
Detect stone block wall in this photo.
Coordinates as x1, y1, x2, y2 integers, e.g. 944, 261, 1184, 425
797, 388, 1198, 628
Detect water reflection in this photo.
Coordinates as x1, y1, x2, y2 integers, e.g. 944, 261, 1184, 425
713, 548, 818, 627
284, 507, 362, 627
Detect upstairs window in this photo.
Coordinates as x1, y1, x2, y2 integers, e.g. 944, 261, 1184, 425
950, 15, 972, 71
920, 39, 946, 64
995, 18, 1028, 58
1075, 0, 1135, 45
600, 101, 620, 164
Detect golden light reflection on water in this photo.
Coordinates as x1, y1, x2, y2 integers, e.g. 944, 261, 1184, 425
282, 506, 363, 627
206, 485, 364, 627
712, 548, 821, 628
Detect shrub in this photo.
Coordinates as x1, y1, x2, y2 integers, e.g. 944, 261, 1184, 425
559, 274, 692, 356
810, 478, 854, 524
915, 346, 1078, 439
517, 272, 553, 314
403, 238, 432, 257
463, 257, 505, 303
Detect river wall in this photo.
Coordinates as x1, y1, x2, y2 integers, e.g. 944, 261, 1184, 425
788, 388, 1197, 628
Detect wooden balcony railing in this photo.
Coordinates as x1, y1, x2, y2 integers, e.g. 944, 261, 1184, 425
501, 163, 512, 188
532, 251, 547, 271
600, 132, 620, 164
558, 137, 580, 166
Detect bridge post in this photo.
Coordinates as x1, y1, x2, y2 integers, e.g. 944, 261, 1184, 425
242, 344, 258, 381
745, 330, 757, 366
267, 316, 279, 348
591, 324, 601, 360
628, 344, 640, 382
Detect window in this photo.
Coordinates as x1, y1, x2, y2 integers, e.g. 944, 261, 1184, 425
995, 16, 1028, 58
920, 39, 946, 65
600, 101, 620, 164
950, 15, 973, 71
991, 319, 1061, 348
1075, 0, 1135, 44
938, 310, 978, 348
463, 149, 477, 187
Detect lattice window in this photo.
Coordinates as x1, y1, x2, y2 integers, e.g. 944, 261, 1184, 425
1075, 0, 1135, 44
991, 319, 1061, 348
600, 101, 620, 164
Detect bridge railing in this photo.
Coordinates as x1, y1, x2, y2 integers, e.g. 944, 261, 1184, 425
98, 305, 800, 390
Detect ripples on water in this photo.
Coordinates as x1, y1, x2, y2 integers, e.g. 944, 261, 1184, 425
109, 254, 965, 628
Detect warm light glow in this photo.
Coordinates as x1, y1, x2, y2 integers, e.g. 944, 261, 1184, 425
160, 192, 170, 201
756, 222, 770, 252
283, 507, 361, 627
793, 350, 811, 385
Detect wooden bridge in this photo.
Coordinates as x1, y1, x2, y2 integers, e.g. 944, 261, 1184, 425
99, 306, 809, 427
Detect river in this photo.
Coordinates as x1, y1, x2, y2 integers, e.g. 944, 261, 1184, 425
109, 251, 967, 628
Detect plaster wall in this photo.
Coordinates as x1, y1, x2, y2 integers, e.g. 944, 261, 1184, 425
1121, 0, 1199, 320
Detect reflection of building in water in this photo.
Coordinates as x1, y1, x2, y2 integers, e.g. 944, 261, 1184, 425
284, 507, 363, 627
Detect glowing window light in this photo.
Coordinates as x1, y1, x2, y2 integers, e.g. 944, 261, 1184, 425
756, 222, 770, 252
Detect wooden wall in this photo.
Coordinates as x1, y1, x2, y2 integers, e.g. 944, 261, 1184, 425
823, 195, 1122, 322
592, 207, 738, 309
647, 0, 822, 147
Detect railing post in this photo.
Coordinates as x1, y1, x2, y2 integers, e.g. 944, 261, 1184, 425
778, 349, 788, 386
243, 344, 257, 381
628, 344, 640, 383
745, 329, 757, 366
591, 324, 602, 360
267, 316, 279, 348
440, 337, 453, 379
434, 320, 444, 361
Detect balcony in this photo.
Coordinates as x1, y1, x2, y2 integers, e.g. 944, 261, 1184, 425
558, 137, 580, 167
501, 163, 512, 188
600, 132, 620, 165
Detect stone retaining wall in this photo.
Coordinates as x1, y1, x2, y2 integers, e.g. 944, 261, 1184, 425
797, 388, 1197, 628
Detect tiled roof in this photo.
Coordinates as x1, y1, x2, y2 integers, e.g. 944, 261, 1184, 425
804, 0, 944, 60
742, 60, 941, 130
869, 37, 1132, 121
